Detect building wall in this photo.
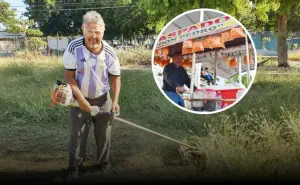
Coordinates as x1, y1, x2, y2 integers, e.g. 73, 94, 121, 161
250, 34, 262, 49
0, 39, 24, 53
47, 37, 69, 51
250, 32, 300, 51
263, 35, 277, 51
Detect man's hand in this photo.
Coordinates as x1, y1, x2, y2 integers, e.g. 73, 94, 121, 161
176, 86, 185, 93
185, 89, 192, 94
111, 75, 120, 114
112, 101, 120, 113
78, 98, 91, 112
65, 70, 91, 112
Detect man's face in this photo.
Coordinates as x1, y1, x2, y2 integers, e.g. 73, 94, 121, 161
172, 54, 182, 67
82, 22, 104, 50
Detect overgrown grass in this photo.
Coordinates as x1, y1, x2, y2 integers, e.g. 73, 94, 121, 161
184, 109, 300, 179
257, 51, 300, 63
181, 64, 300, 179
116, 46, 152, 66
13, 47, 152, 66
257, 55, 300, 72
0, 58, 68, 155
1, 58, 300, 179
257, 55, 278, 66
289, 52, 300, 61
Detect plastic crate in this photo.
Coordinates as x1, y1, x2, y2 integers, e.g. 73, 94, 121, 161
219, 88, 243, 108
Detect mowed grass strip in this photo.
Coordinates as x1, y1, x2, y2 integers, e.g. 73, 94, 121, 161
1, 58, 300, 179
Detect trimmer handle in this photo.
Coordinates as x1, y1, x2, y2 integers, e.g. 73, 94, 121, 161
113, 110, 120, 116
72, 99, 120, 117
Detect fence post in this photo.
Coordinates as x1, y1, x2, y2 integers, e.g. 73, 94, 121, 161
47, 37, 50, 56
56, 33, 59, 61
25, 35, 27, 60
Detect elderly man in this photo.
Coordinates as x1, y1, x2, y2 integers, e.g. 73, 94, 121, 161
162, 52, 191, 107
63, 11, 121, 180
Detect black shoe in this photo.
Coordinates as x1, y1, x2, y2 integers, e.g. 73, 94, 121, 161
89, 162, 112, 174
100, 162, 112, 176
65, 168, 79, 181
65, 164, 84, 181
101, 162, 112, 170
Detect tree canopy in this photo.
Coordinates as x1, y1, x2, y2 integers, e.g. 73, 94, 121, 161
23, 0, 155, 39
133, 0, 300, 67
0, 0, 46, 54
0, 0, 43, 36
2, 0, 300, 67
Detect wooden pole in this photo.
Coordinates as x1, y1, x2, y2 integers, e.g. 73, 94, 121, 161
214, 50, 217, 85
194, 10, 204, 89
47, 37, 50, 56
238, 56, 242, 85
190, 52, 196, 93
245, 34, 250, 87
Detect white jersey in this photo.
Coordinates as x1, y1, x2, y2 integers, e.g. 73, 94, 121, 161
62, 37, 120, 99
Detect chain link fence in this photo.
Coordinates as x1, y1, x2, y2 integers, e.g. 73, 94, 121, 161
0, 32, 155, 58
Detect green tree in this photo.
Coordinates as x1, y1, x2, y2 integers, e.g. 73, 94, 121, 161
0, 0, 19, 28
134, 0, 300, 67
114, 0, 155, 40
0, 0, 46, 57
252, 0, 300, 67
23, 0, 154, 40
129, 0, 253, 32
23, 0, 91, 36
286, 5, 300, 50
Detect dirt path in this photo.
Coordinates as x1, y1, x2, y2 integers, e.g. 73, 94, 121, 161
0, 120, 199, 184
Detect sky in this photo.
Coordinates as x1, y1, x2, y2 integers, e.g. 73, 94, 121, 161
4, 0, 27, 19
0, 0, 27, 30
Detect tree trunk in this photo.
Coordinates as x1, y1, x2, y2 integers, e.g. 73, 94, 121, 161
277, 13, 289, 67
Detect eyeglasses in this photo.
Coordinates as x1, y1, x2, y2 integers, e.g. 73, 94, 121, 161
83, 28, 104, 36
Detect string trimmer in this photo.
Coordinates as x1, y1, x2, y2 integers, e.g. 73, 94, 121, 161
51, 80, 197, 150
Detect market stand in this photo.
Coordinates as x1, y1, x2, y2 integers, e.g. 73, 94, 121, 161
153, 11, 255, 112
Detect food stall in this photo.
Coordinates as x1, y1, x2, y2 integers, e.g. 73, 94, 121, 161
153, 11, 256, 112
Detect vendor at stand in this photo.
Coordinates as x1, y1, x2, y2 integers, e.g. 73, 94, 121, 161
162, 51, 192, 107
201, 68, 214, 85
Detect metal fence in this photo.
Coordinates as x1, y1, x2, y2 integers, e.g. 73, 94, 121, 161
0, 34, 155, 57
2, 31, 299, 58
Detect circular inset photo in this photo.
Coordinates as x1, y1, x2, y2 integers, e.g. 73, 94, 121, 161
152, 9, 257, 114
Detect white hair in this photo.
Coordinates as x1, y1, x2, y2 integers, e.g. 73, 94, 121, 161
82, 11, 105, 30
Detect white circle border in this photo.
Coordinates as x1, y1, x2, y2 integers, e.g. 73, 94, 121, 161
151, 8, 258, 115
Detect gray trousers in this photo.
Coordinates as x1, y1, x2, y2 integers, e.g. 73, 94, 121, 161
68, 93, 113, 170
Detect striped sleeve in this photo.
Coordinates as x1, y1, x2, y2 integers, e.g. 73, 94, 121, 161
62, 47, 76, 71
62, 38, 83, 71
104, 43, 121, 76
